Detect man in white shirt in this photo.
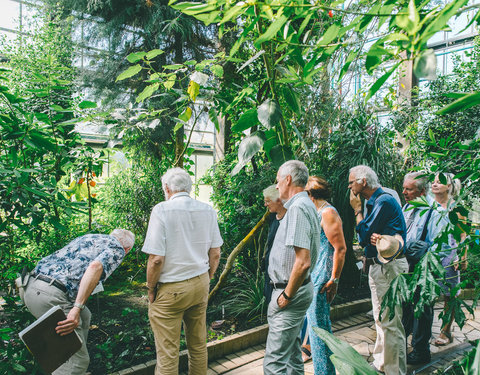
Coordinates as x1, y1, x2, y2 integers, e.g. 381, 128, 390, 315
142, 168, 223, 375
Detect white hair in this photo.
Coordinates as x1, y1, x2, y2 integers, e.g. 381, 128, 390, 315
278, 160, 309, 188
110, 229, 135, 250
404, 171, 428, 192
349, 165, 380, 189
161, 167, 192, 194
263, 185, 279, 201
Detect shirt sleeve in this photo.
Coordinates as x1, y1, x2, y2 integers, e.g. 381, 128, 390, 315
142, 205, 167, 256
356, 198, 389, 247
94, 238, 125, 281
284, 205, 312, 250
209, 210, 223, 248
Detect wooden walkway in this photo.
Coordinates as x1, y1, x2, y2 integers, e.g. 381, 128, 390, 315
191, 302, 480, 375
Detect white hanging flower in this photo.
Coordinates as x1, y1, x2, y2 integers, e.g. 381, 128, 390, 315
190, 71, 209, 85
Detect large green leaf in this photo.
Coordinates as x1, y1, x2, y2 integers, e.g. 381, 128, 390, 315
436, 92, 480, 115
268, 144, 294, 167
255, 12, 289, 47
312, 327, 377, 375
78, 100, 97, 109
380, 273, 411, 320
413, 49, 437, 80
365, 62, 401, 101
145, 49, 164, 60
257, 99, 282, 130
281, 85, 301, 115
116, 64, 142, 81
231, 133, 265, 175
127, 51, 146, 63
419, 0, 469, 45
136, 83, 160, 103
316, 23, 340, 47
232, 109, 259, 133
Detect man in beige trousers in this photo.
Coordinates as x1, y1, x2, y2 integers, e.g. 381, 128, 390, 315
143, 167, 222, 375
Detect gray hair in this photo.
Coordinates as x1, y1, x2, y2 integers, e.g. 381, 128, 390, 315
404, 171, 428, 192
263, 185, 279, 201
278, 160, 309, 188
161, 167, 192, 194
349, 165, 380, 189
110, 229, 135, 250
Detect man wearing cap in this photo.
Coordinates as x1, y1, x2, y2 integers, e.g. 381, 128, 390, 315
348, 165, 408, 375
263, 160, 320, 375
401, 172, 434, 365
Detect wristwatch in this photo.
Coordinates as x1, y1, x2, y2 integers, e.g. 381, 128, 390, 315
330, 278, 340, 284
74, 302, 86, 310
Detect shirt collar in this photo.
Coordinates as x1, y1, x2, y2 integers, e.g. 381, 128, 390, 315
169, 192, 190, 200
284, 191, 308, 209
366, 187, 384, 207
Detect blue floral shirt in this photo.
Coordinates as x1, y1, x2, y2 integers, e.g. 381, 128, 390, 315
34, 234, 125, 299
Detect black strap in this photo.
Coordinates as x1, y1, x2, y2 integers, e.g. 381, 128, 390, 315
420, 208, 433, 242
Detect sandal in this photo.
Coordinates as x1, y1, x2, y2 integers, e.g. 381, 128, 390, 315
301, 345, 312, 363
434, 330, 453, 346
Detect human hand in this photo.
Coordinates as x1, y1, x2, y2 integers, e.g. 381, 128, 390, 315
148, 287, 157, 304
320, 280, 338, 304
461, 259, 468, 271
370, 233, 382, 246
349, 190, 362, 211
56, 307, 80, 336
276, 292, 290, 309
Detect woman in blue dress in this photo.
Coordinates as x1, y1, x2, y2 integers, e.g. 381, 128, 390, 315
305, 176, 347, 374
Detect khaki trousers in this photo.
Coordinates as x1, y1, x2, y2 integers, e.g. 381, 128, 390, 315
149, 272, 209, 375
23, 277, 91, 375
369, 258, 409, 375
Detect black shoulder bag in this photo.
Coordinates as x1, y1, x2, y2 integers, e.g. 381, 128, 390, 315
405, 208, 433, 270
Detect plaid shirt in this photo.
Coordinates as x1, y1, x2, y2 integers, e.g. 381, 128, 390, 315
268, 191, 320, 283
34, 234, 125, 299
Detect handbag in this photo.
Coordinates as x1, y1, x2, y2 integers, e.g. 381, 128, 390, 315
405, 208, 433, 269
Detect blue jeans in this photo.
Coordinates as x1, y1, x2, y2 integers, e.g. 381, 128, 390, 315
263, 283, 313, 375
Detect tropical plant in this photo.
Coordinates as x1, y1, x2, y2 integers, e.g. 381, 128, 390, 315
312, 327, 376, 375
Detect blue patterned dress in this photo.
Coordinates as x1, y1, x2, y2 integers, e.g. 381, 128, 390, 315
306, 204, 336, 375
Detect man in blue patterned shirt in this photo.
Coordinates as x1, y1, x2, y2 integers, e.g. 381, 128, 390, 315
23, 229, 135, 375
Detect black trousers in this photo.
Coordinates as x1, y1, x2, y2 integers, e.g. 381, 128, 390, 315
402, 289, 434, 355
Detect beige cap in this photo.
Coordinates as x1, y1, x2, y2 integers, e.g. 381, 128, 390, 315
376, 234, 404, 264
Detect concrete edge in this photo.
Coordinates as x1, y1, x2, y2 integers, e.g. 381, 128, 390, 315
109, 297, 372, 375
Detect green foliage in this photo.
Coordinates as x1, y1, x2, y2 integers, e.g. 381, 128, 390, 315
222, 266, 267, 323
99, 158, 167, 245
312, 327, 376, 375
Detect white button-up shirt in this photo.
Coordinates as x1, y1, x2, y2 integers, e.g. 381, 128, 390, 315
142, 192, 223, 283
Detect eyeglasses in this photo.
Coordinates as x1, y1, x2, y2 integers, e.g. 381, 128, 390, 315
348, 179, 362, 187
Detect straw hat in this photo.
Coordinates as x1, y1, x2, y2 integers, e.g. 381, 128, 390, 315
376, 234, 404, 264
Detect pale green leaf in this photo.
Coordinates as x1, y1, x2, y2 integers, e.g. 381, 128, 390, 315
232, 133, 265, 175
365, 62, 401, 101
145, 49, 164, 60
255, 12, 289, 47
257, 99, 282, 129
127, 51, 146, 63
116, 64, 142, 81
136, 83, 160, 103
